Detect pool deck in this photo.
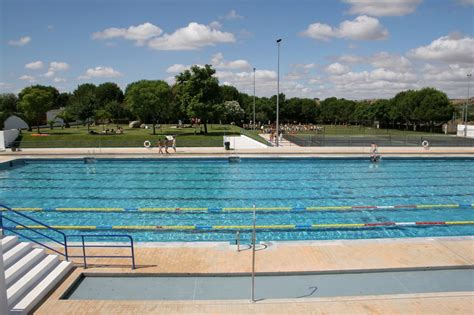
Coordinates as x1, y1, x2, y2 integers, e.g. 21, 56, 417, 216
35, 236, 474, 314
0, 146, 473, 163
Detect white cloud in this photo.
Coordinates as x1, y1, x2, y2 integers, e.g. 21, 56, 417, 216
78, 66, 123, 80
92, 22, 163, 45
0, 82, 14, 91
211, 53, 251, 70
409, 34, 474, 64
43, 61, 70, 78
25, 61, 44, 70
335, 54, 366, 64
44, 70, 55, 78
166, 64, 190, 73
301, 16, 388, 41
422, 63, 473, 82
209, 21, 222, 29
215, 69, 277, 96
291, 63, 317, 69
325, 66, 419, 99
147, 22, 235, 50
343, 0, 422, 16
309, 77, 324, 85
301, 23, 334, 41
18, 75, 36, 83
53, 77, 66, 83
8, 36, 31, 46
223, 9, 243, 20
370, 52, 412, 70
49, 61, 70, 71
325, 62, 351, 75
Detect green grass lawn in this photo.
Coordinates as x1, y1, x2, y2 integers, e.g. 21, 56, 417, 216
13, 123, 450, 148
15, 124, 242, 148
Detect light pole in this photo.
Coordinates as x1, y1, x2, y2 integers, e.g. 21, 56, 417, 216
253, 67, 256, 130
251, 204, 256, 302
464, 73, 472, 137
276, 39, 282, 147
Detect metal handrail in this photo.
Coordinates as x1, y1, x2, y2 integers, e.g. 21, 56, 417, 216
67, 234, 135, 269
1, 204, 136, 269
1, 204, 68, 260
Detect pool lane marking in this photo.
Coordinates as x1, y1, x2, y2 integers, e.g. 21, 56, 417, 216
222, 207, 292, 211
56, 207, 124, 212
13, 221, 474, 231
139, 207, 208, 212
5, 203, 474, 213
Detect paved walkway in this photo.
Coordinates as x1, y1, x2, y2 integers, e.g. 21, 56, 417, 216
35, 237, 474, 314
1, 146, 474, 161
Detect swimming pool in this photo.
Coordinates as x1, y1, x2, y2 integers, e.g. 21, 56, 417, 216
1, 158, 473, 242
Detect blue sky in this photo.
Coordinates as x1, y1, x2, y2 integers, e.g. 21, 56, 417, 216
1, 0, 473, 99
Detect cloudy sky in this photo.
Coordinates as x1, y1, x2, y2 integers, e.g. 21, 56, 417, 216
1, 0, 473, 99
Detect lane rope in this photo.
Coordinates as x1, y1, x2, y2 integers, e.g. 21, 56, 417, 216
4, 203, 474, 213
11, 221, 474, 231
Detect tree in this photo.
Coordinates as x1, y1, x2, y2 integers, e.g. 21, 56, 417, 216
104, 100, 128, 128
57, 92, 71, 108
68, 83, 97, 131
220, 85, 241, 103
18, 87, 54, 133
414, 88, 453, 131
219, 100, 245, 123
96, 82, 124, 108
174, 65, 221, 134
19, 85, 60, 108
95, 109, 112, 130
125, 80, 171, 135
55, 109, 74, 128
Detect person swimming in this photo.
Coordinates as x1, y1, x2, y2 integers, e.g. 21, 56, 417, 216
370, 143, 380, 162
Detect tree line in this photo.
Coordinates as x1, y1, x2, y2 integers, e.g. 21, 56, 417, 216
0, 64, 455, 133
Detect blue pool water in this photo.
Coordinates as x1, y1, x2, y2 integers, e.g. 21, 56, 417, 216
1, 158, 473, 242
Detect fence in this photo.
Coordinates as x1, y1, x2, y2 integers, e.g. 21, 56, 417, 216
284, 134, 474, 147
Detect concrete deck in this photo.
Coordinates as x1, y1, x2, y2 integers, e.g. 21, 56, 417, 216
35, 237, 474, 314
0, 146, 473, 165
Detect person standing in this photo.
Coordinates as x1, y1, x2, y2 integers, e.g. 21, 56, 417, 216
158, 139, 164, 154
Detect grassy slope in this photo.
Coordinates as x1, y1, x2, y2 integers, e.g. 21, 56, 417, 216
14, 123, 450, 148
16, 124, 241, 148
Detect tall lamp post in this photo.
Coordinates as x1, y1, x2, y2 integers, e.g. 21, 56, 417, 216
276, 39, 282, 147
464, 73, 472, 137
253, 67, 256, 130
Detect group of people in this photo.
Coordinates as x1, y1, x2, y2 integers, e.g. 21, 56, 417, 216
157, 137, 176, 154
89, 127, 124, 135
280, 123, 325, 134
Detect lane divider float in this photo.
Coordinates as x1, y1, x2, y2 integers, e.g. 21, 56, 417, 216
11, 221, 474, 231
4, 203, 473, 213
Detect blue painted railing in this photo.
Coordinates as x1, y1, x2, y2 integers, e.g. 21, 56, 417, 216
0, 204, 69, 259
0, 204, 135, 269
67, 234, 135, 269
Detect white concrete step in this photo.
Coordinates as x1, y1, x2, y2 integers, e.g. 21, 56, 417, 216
6, 248, 46, 287
3, 242, 32, 268
7, 255, 59, 307
1, 235, 19, 253
11, 260, 73, 314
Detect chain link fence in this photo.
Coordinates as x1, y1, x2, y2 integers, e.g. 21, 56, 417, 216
284, 134, 474, 147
